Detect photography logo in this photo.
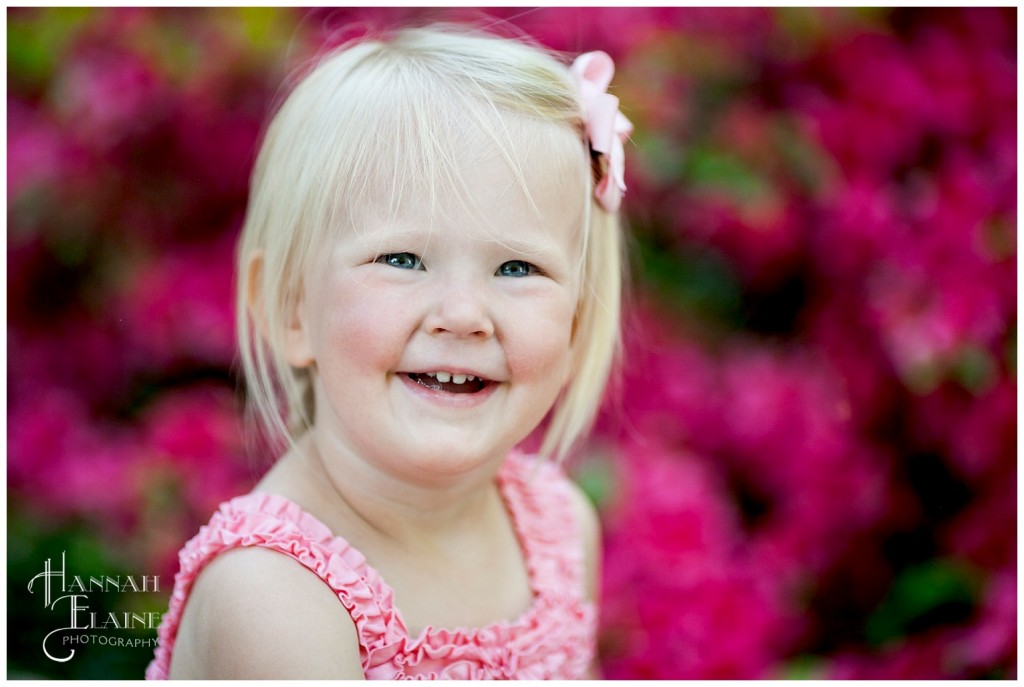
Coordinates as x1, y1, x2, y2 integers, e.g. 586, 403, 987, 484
27, 552, 163, 662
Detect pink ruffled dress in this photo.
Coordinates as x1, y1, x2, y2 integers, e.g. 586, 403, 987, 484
146, 452, 596, 679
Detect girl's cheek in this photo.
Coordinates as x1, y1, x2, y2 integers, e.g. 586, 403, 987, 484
504, 298, 575, 380
317, 280, 417, 365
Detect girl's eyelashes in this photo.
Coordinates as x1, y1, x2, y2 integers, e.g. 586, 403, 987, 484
375, 252, 423, 270
497, 260, 541, 278
372, 254, 542, 278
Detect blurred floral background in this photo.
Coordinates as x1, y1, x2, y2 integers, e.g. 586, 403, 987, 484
7, 7, 1016, 679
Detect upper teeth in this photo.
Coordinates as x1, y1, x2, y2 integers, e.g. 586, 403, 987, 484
426, 372, 475, 384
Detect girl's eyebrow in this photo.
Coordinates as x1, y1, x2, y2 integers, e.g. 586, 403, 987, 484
356, 227, 433, 252
489, 236, 569, 262
360, 227, 570, 260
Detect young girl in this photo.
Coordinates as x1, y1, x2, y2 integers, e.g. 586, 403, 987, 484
147, 24, 630, 679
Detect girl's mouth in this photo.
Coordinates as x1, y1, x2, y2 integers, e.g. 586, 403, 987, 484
404, 372, 490, 394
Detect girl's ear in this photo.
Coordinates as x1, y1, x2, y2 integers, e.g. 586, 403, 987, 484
285, 291, 316, 369
247, 251, 315, 368
246, 251, 270, 340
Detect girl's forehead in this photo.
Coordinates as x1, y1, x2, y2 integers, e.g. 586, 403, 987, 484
341, 123, 587, 252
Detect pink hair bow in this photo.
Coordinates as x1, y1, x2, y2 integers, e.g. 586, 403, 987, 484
571, 51, 633, 213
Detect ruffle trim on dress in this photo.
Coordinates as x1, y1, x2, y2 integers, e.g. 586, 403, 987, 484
146, 451, 595, 680
146, 490, 405, 678
498, 451, 588, 599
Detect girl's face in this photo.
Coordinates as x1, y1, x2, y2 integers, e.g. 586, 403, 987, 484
287, 143, 583, 483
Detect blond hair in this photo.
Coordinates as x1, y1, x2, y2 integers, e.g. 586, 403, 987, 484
237, 25, 624, 462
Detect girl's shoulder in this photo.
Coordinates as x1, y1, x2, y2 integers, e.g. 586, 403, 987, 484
148, 492, 391, 679
165, 545, 364, 678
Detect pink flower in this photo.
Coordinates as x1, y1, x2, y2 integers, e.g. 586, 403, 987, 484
809, 175, 901, 281
960, 569, 1016, 675
115, 235, 237, 370
7, 98, 88, 201
141, 384, 251, 517
136, 384, 254, 575
827, 630, 965, 679
52, 45, 169, 153
8, 387, 140, 529
911, 380, 1015, 485
599, 441, 800, 679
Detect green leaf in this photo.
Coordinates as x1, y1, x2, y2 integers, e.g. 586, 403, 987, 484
8, 8, 93, 90
634, 237, 743, 329
684, 146, 769, 203
781, 654, 826, 680
772, 117, 838, 197
865, 559, 979, 647
573, 454, 616, 510
953, 344, 998, 396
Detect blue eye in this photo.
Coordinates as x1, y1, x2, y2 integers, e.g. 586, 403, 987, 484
377, 253, 422, 270
497, 260, 537, 278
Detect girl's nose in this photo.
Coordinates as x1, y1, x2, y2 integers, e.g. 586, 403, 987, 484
423, 279, 495, 339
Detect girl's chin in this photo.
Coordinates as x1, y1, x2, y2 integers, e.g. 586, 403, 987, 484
363, 436, 514, 486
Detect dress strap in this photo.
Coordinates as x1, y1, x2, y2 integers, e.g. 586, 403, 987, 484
498, 452, 588, 602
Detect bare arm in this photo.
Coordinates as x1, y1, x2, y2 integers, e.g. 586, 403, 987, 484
168, 547, 365, 679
